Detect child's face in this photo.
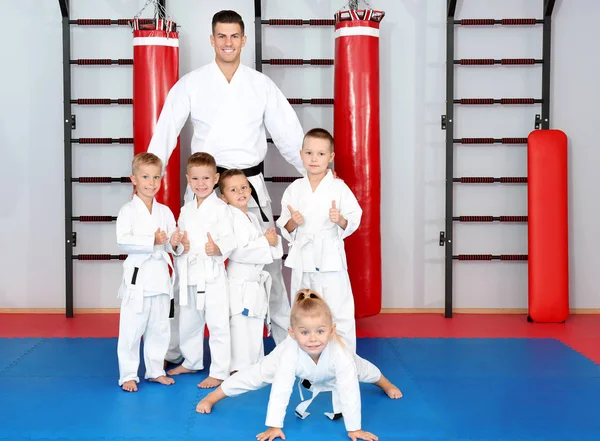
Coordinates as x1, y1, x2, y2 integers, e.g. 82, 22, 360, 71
289, 313, 334, 361
130, 163, 162, 201
300, 137, 334, 176
186, 165, 219, 201
220, 174, 251, 211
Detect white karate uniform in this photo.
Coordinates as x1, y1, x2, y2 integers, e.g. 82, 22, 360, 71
147, 60, 305, 346
221, 336, 381, 433
116, 195, 177, 386
227, 206, 284, 372
276, 171, 363, 352
174, 192, 236, 380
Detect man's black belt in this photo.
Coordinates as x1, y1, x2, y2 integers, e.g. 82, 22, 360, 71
217, 162, 269, 222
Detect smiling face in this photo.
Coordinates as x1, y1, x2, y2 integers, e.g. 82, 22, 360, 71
186, 165, 219, 204
288, 312, 335, 362
210, 22, 246, 66
220, 173, 251, 212
130, 163, 162, 204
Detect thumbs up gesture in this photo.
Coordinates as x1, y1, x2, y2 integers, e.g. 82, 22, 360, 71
170, 227, 182, 247
288, 205, 304, 227
205, 232, 221, 256
154, 228, 168, 245
181, 231, 190, 253
329, 201, 341, 224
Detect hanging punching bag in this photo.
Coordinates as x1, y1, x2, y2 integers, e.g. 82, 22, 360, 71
334, 9, 385, 319
133, 18, 180, 214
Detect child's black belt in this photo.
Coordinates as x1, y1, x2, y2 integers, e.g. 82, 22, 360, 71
217, 162, 269, 222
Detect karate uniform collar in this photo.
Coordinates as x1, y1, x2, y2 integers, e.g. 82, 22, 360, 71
210, 59, 244, 85
304, 169, 334, 193
194, 189, 219, 208
132, 194, 156, 212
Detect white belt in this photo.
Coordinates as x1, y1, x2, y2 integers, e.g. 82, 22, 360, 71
286, 227, 339, 290
294, 378, 338, 421
176, 252, 220, 311
227, 261, 272, 335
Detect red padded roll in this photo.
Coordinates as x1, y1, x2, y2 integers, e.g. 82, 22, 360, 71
527, 129, 569, 322
133, 19, 180, 214
334, 9, 385, 319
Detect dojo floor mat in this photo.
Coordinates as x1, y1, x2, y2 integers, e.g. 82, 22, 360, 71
1, 336, 599, 441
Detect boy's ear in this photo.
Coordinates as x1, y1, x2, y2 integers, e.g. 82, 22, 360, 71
214, 172, 220, 184
288, 327, 296, 340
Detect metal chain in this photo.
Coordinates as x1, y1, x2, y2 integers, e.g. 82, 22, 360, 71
134, 0, 170, 20
342, 0, 373, 10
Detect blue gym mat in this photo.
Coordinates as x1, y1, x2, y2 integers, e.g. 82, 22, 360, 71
0, 337, 599, 441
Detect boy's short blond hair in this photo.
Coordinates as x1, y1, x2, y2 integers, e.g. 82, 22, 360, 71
303, 128, 334, 152
132, 152, 163, 174
218, 169, 247, 194
187, 152, 217, 173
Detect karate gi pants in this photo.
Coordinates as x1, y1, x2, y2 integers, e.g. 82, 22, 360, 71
179, 280, 231, 380
166, 270, 183, 363
247, 200, 291, 345
230, 313, 265, 372
291, 270, 357, 352
117, 293, 170, 386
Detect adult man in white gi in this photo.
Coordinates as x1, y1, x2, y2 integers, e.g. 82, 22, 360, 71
147, 10, 305, 356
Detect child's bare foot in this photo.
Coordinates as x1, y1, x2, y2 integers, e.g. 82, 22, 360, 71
196, 386, 227, 413
196, 398, 214, 413
197, 376, 223, 389
167, 365, 198, 376
122, 380, 138, 392
148, 375, 175, 385
374, 375, 403, 399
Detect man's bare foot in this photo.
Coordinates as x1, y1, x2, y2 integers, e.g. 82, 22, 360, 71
196, 387, 227, 414
122, 380, 138, 392
198, 376, 223, 389
374, 375, 403, 399
167, 365, 198, 376
148, 375, 175, 385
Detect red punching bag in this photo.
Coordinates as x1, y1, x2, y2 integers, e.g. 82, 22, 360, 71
527, 129, 569, 322
334, 9, 385, 319
133, 18, 180, 214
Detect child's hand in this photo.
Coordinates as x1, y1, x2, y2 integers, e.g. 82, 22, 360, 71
329, 200, 341, 224
154, 228, 168, 245
264, 228, 278, 246
181, 231, 190, 253
205, 232, 221, 256
287, 205, 304, 227
256, 427, 286, 441
170, 227, 182, 247
347, 430, 378, 441
329, 201, 348, 229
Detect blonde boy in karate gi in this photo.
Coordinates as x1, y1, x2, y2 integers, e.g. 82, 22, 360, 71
148, 11, 305, 358
116, 152, 183, 392
167, 152, 236, 389
276, 128, 362, 352
196, 289, 402, 441
218, 169, 284, 372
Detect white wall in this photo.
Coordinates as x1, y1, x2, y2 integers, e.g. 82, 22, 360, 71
2, 0, 598, 310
